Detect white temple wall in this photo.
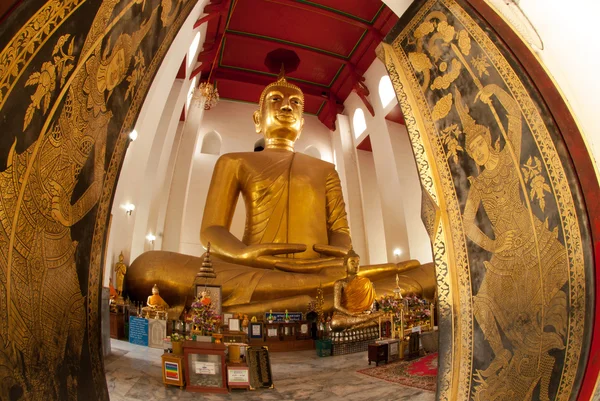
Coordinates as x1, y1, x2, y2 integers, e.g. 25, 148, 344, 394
168, 100, 336, 257
102, 0, 207, 285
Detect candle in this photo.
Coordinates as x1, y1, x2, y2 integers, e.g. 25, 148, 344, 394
379, 316, 382, 339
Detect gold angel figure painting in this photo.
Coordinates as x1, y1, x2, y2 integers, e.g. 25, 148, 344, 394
0, 0, 190, 398
456, 85, 567, 401
382, 1, 587, 400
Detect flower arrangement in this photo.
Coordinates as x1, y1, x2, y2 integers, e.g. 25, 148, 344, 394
190, 298, 221, 334
379, 295, 402, 323
400, 293, 432, 330
168, 332, 190, 343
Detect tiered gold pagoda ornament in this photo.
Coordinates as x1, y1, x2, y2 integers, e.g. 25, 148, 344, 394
196, 242, 217, 279
191, 242, 221, 339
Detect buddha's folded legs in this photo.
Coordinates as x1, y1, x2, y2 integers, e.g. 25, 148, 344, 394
126, 251, 435, 317
330, 311, 385, 331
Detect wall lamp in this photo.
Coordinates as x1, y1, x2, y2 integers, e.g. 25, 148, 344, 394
123, 203, 135, 215
393, 248, 402, 257
129, 130, 138, 141
146, 233, 156, 244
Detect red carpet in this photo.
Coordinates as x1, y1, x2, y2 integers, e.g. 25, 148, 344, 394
357, 353, 438, 392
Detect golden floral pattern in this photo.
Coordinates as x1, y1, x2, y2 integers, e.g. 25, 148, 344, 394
441, 123, 463, 163
471, 53, 491, 78
430, 58, 461, 90
414, 21, 435, 39
408, 52, 433, 72
437, 20, 456, 42
23, 34, 75, 129
522, 156, 552, 212
0, 0, 84, 109
431, 93, 453, 121
458, 30, 471, 55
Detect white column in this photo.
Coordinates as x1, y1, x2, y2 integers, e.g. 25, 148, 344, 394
162, 99, 206, 252
129, 78, 189, 259
333, 114, 369, 262
356, 149, 388, 264
153, 122, 184, 250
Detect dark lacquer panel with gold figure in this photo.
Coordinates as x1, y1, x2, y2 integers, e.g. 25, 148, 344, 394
0, 0, 194, 399
380, 1, 593, 400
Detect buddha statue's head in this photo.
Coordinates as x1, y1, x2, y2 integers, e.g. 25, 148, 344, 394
344, 248, 360, 276
152, 284, 159, 295
253, 72, 305, 150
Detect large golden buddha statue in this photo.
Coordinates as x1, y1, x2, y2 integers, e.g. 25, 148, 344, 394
330, 249, 384, 331
126, 69, 434, 315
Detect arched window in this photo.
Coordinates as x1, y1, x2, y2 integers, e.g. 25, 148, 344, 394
353, 108, 366, 138
200, 131, 221, 155
304, 146, 321, 160
379, 75, 395, 108
188, 32, 201, 68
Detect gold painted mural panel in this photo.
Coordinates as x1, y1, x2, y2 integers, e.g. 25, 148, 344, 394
381, 0, 590, 400
0, 0, 194, 399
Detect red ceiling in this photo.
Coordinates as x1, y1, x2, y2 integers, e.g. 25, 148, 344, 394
194, 0, 398, 130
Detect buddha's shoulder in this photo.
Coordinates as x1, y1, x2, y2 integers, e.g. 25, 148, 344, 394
294, 152, 335, 170
215, 152, 255, 165
215, 151, 335, 171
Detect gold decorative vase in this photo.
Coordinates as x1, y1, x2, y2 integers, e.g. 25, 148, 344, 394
212, 333, 223, 344
228, 344, 241, 363
172, 341, 183, 355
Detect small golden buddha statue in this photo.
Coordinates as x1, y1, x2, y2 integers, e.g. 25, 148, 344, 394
142, 284, 169, 318
126, 66, 433, 315
114, 252, 127, 304
330, 249, 384, 331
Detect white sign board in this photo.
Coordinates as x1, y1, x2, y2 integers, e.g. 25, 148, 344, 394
195, 361, 216, 375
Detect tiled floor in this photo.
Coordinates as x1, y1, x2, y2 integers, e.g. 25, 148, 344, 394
106, 339, 436, 401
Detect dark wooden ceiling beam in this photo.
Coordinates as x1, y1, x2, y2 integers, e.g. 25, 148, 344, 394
212, 68, 335, 100
264, 0, 372, 31
225, 30, 348, 64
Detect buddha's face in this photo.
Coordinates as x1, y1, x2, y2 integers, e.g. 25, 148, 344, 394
346, 256, 360, 275
254, 85, 304, 142
152, 286, 158, 295
468, 134, 491, 166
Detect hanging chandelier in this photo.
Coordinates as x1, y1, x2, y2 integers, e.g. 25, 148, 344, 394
191, 0, 239, 111
193, 81, 219, 110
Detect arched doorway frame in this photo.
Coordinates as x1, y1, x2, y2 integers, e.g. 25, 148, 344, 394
0, 0, 597, 399
379, 0, 600, 399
